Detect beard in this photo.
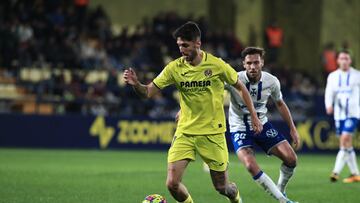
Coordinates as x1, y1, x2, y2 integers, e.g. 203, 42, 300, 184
248, 71, 258, 78
184, 50, 197, 62
247, 71, 261, 82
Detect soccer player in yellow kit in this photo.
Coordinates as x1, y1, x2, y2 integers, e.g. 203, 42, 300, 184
124, 22, 262, 203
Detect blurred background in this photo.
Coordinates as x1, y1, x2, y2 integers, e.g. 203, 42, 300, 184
0, 0, 360, 153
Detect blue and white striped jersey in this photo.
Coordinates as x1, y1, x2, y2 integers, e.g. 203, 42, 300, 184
325, 67, 360, 121
227, 71, 283, 132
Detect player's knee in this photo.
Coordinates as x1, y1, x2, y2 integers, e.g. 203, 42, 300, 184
284, 154, 297, 168
166, 178, 180, 192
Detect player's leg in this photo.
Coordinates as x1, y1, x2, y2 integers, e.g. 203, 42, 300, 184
330, 120, 348, 182
330, 137, 347, 182
230, 129, 287, 202
237, 147, 287, 202
331, 118, 360, 183
167, 134, 196, 203
196, 133, 241, 203
209, 170, 241, 203
255, 122, 298, 202
166, 160, 193, 202
340, 118, 360, 183
270, 141, 297, 193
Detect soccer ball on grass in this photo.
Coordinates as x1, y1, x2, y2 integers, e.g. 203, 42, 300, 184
142, 194, 167, 203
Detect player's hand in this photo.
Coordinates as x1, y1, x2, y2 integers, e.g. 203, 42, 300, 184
123, 68, 139, 86
251, 116, 263, 135
290, 127, 300, 150
326, 107, 333, 115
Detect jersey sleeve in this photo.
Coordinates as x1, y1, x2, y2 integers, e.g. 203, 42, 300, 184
270, 77, 283, 101
219, 60, 238, 85
153, 63, 174, 89
324, 74, 335, 109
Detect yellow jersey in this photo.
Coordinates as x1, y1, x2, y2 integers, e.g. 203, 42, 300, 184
153, 51, 238, 135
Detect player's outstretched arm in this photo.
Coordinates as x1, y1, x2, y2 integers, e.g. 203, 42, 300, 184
123, 68, 160, 99
275, 99, 300, 150
233, 80, 263, 134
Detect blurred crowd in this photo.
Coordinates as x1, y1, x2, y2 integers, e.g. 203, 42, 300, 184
0, 0, 322, 120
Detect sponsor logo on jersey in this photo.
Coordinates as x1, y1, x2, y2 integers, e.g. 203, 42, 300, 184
180, 80, 211, 88
266, 129, 278, 138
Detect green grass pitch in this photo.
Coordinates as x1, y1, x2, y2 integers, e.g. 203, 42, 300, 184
1, 148, 360, 203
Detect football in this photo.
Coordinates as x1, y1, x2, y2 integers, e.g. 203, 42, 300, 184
142, 194, 167, 203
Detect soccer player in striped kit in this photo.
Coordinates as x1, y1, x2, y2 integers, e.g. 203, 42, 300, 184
325, 50, 360, 183
227, 47, 299, 203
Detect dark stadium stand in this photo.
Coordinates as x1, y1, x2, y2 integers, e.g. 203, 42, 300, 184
0, 0, 320, 119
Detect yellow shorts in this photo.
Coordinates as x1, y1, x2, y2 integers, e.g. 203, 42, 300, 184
168, 132, 229, 172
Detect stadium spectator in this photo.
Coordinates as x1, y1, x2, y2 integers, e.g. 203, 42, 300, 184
321, 42, 337, 77
0, 0, 319, 119
264, 21, 283, 64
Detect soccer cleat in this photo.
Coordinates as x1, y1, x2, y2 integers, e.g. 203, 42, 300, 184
330, 173, 339, 182
343, 174, 360, 183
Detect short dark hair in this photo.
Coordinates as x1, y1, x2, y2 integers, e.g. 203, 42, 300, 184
336, 49, 351, 59
241, 47, 265, 59
172, 21, 201, 41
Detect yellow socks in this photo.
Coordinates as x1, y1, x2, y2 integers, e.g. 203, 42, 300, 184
177, 194, 194, 203
230, 190, 242, 203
